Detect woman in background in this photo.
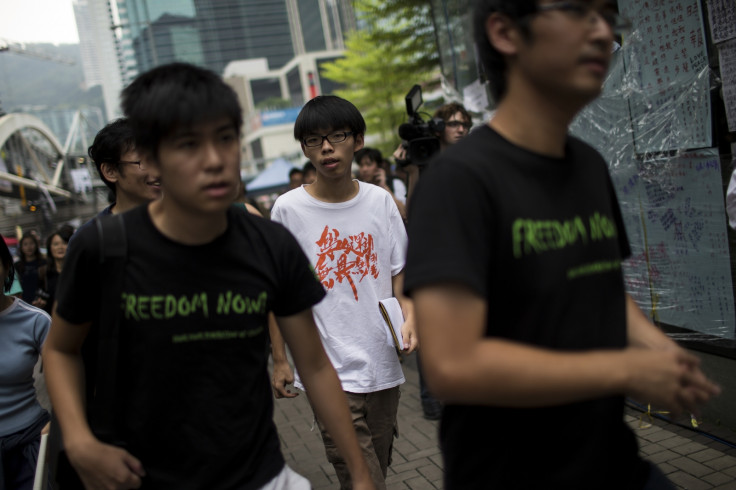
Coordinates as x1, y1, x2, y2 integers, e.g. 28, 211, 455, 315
13, 233, 46, 304
35, 228, 73, 315
0, 233, 52, 489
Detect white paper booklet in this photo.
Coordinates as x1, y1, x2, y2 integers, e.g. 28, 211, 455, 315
378, 297, 404, 356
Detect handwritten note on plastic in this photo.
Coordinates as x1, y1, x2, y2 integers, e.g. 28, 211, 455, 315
706, 0, 736, 44
618, 0, 712, 152
617, 149, 734, 339
718, 38, 736, 132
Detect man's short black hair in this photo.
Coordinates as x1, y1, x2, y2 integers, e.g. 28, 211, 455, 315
88, 118, 135, 194
302, 161, 316, 173
293, 95, 366, 142
354, 147, 383, 165
289, 168, 303, 178
473, 0, 537, 102
121, 62, 243, 158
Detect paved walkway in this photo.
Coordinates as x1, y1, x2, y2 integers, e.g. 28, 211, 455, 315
273, 354, 736, 489
34, 354, 736, 488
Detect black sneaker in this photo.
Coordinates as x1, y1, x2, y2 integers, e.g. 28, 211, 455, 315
422, 400, 443, 420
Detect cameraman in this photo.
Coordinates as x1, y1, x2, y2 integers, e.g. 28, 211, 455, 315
434, 102, 472, 151
394, 101, 471, 420
394, 101, 472, 204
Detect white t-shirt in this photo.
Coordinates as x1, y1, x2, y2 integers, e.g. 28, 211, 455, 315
271, 181, 407, 393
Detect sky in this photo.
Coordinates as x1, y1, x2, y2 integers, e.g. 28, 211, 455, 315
0, 0, 79, 45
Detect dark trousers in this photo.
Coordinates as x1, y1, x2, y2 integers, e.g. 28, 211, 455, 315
417, 352, 442, 415
643, 463, 676, 490
0, 411, 49, 490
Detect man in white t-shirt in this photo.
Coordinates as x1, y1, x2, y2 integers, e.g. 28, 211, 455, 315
269, 95, 417, 490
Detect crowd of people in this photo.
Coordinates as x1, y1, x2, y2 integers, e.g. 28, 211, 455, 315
1, 1, 724, 489
6, 226, 74, 314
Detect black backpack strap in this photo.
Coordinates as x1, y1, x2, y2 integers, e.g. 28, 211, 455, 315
87, 213, 127, 442
47, 213, 128, 488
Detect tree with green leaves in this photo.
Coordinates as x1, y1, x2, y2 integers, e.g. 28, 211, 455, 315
320, 0, 440, 155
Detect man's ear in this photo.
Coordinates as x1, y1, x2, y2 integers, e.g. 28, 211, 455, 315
485, 12, 522, 57
353, 133, 365, 153
100, 162, 119, 184
300, 142, 308, 158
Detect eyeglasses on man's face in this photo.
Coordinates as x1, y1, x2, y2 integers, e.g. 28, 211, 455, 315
303, 131, 354, 148
446, 121, 471, 130
119, 160, 146, 170
534, 1, 631, 36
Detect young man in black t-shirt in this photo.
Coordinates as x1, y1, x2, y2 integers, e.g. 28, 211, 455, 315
70, 118, 163, 246
43, 63, 375, 490
403, 1, 720, 489
88, 117, 162, 217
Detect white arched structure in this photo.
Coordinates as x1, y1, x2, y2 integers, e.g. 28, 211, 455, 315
0, 113, 71, 197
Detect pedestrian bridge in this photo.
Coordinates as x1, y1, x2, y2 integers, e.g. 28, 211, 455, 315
0, 112, 71, 198
0, 112, 104, 237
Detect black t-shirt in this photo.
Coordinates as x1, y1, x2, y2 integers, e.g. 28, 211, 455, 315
56, 205, 326, 489
404, 126, 649, 489
41, 265, 60, 315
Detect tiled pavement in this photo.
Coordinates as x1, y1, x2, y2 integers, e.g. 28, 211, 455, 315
631, 408, 736, 489
34, 356, 736, 488
272, 354, 443, 489
273, 354, 736, 489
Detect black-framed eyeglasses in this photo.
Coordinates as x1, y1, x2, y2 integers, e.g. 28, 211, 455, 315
303, 131, 354, 148
534, 1, 631, 36
446, 121, 471, 130
119, 160, 145, 170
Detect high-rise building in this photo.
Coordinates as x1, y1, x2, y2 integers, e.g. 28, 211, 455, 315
72, 0, 125, 120
114, 0, 355, 82
73, 0, 355, 174
72, 0, 355, 121
223, 50, 345, 176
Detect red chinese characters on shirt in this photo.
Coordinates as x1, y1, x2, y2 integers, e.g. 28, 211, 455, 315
314, 225, 378, 301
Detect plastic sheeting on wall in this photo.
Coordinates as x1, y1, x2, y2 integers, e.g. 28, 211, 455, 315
571, 0, 736, 342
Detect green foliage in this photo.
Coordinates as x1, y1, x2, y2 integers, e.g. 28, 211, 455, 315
320, 0, 440, 155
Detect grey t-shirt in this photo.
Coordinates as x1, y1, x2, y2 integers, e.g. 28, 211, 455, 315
0, 298, 50, 436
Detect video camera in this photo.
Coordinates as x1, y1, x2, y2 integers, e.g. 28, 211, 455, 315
397, 85, 444, 168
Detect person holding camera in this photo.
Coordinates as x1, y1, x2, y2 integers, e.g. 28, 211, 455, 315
433, 102, 472, 151
392, 101, 472, 420
394, 101, 472, 205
